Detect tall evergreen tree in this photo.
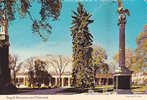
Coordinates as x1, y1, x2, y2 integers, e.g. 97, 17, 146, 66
70, 2, 94, 88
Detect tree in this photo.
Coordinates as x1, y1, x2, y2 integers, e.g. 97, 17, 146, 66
0, 0, 62, 89
70, 2, 94, 88
19, 57, 35, 86
113, 47, 146, 73
135, 29, 147, 72
47, 55, 71, 87
27, 57, 34, 69
9, 54, 19, 86
0, 0, 62, 40
92, 44, 107, 72
113, 48, 136, 71
92, 45, 109, 86
17, 57, 35, 87
34, 59, 46, 87
27, 58, 36, 88
28, 68, 35, 87
134, 47, 147, 72
28, 59, 52, 88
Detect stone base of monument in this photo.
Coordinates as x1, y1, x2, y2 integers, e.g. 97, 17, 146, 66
113, 73, 132, 94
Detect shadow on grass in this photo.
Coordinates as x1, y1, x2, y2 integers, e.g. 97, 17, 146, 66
0, 88, 50, 95
56, 88, 114, 94
56, 88, 88, 94
131, 86, 141, 89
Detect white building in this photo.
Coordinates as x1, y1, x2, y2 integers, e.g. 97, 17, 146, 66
132, 72, 147, 85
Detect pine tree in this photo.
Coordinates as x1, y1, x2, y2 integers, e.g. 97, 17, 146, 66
70, 2, 94, 88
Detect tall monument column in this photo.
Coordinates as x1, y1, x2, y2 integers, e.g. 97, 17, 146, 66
119, 22, 125, 69
113, 0, 132, 94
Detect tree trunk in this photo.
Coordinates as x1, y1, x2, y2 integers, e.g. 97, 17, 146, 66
0, 10, 17, 90
94, 70, 96, 88
0, 35, 11, 90
59, 74, 62, 87
14, 71, 16, 85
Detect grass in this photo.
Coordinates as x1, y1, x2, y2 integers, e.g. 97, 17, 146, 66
95, 85, 114, 89
131, 85, 147, 93
1, 84, 146, 95
55, 85, 114, 94
56, 88, 88, 94
59, 85, 147, 94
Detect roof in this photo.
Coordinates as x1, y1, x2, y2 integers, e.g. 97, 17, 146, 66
96, 73, 113, 78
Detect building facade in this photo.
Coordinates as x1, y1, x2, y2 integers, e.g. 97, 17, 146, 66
132, 72, 147, 85
16, 72, 72, 88
16, 72, 114, 88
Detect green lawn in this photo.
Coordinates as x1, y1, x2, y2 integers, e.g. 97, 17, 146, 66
56, 85, 114, 94
131, 85, 147, 93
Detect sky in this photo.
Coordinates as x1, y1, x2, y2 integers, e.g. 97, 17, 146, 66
7, 0, 147, 62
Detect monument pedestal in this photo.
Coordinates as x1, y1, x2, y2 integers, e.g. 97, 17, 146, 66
114, 72, 132, 94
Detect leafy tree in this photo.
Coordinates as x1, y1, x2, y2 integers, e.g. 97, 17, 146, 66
0, 0, 62, 89
26, 57, 34, 69
28, 69, 35, 87
92, 44, 107, 72
135, 31, 147, 72
28, 59, 52, 88
9, 54, 19, 85
113, 26, 147, 73
20, 57, 35, 87
70, 2, 94, 88
0, 0, 62, 40
113, 48, 146, 73
113, 48, 136, 71
47, 55, 71, 87
92, 45, 109, 86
